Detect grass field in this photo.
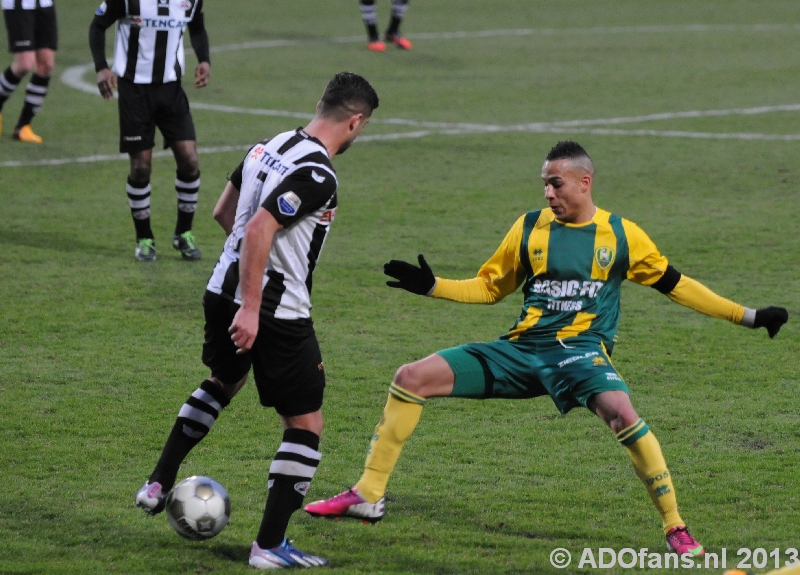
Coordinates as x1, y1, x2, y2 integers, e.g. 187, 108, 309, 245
1, 1, 799, 573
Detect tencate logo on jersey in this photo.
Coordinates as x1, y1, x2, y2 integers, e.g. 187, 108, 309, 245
126, 16, 192, 29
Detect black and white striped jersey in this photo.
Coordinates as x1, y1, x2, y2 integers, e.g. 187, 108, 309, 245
92, 0, 203, 84
2, 0, 54, 9
206, 128, 339, 321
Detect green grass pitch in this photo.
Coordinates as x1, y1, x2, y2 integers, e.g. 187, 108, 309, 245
1, 1, 798, 573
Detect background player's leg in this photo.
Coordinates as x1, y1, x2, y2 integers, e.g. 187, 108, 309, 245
12, 48, 54, 142
126, 150, 156, 261
170, 140, 202, 260
0, 51, 33, 138
385, 0, 412, 49
359, 0, 385, 51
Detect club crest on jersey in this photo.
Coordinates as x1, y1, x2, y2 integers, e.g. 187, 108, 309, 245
278, 191, 302, 216
595, 246, 615, 270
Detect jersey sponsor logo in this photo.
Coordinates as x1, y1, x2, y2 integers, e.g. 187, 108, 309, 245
179, 0, 192, 8
547, 299, 583, 311
319, 208, 336, 223
605, 372, 622, 381
126, 16, 192, 29
251, 147, 291, 176
558, 351, 599, 368
278, 191, 302, 216
95, 1, 107, 15
533, 278, 604, 298
294, 481, 311, 496
311, 170, 325, 183
123, 135, 143, 141
595, 246, 615, 270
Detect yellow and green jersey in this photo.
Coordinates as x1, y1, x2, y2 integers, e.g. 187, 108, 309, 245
431, 207, 672, 352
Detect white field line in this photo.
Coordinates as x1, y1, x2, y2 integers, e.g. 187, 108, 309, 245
7, 25, 800, 168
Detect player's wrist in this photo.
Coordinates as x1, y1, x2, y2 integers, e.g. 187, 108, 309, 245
740, 307, 756, 327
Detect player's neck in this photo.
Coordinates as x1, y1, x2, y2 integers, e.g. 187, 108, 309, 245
302, 119, 337, 157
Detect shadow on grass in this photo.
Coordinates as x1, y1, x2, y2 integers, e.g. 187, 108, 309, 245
0, 229, 120, 257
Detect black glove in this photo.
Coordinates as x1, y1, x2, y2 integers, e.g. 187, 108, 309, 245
753, 306, 789, 338
384, 254, 436, 295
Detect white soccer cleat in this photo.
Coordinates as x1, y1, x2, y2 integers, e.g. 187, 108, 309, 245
135, 480, 166, 515
249, 539, 328, 569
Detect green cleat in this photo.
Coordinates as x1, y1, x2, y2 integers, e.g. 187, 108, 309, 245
172, 231, 201, 260
135, 238, 157, 262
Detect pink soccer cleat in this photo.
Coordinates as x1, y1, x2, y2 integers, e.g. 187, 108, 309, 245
304, 487, 385, 524
666, 526, 704, 556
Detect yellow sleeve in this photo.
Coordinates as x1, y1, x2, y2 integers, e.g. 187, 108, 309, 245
621, 219, 670, 287
667, 275, 745, 324
430, 215, 527, 304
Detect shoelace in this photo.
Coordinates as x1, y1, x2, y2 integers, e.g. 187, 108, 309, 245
670, 528, 696, 545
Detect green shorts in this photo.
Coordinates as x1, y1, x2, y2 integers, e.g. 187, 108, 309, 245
437, 338, 629, 414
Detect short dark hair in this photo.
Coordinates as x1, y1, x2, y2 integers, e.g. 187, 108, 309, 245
319, 72, 379, 120
545, 140, 594, 174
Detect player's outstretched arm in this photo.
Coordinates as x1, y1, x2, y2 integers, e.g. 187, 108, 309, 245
384, 254, 436, 295
652, 266, 789, 339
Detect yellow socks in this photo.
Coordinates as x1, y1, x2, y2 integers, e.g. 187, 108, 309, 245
356, 383, 425, 503
618, 419, 683, 533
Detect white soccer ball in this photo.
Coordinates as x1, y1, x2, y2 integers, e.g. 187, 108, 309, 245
165, 476, 231, 540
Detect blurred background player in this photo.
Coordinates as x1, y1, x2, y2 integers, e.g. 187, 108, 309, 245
89, 0, 210, 262
135, 72, 379, 569
360, 0, 412, 51
0, 0, 58, 143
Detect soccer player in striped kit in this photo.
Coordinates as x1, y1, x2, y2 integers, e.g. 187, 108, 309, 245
0, 0, 58, 143
305, 141, 789, 557
135, 72, 379, 569
89, 0, 210, 262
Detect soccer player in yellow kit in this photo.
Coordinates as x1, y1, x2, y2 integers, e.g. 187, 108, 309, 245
305, 141, 789, 556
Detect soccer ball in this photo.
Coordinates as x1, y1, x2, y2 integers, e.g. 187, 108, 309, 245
165, 476, 231, 540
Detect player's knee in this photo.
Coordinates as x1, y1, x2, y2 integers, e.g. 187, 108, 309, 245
11, 57, 34, 77
129, 161, 152, 183
35, 61, 53, 77
393, 362, 425, 395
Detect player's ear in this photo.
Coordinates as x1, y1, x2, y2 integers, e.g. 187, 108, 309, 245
580, 173, 592, 192
348, 112, 364, 131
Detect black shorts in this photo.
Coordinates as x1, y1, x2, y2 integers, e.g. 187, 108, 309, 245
201, 291, 326, 417
4, 5, 58, 53
117, 78, 196, 154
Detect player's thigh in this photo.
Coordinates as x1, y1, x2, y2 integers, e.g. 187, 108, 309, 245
537, 341, 629, 413
117, 79, 157, 153
4, 9, 35, 53
438, 340, 549, 400
250, 318, 325, 418
201, 291, 252, 386
33, 6, 57, 51
153, 81, 196, 146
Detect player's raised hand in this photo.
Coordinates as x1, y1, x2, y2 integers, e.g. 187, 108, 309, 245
384, 254, 436, 295
194, 62, 210, 88
753, 306, 789, 338
96, 68, 117, 100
